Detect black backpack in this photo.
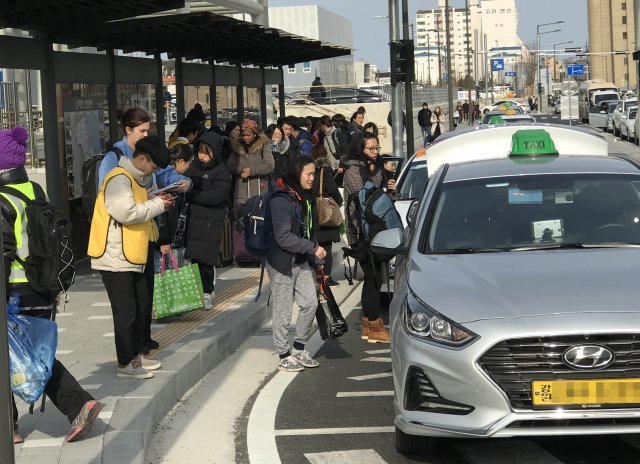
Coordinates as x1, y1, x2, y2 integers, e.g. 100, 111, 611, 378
0, 183, 75, 295
82, 146, 123, 220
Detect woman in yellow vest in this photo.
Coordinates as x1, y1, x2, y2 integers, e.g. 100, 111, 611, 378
88, 136, 173, 380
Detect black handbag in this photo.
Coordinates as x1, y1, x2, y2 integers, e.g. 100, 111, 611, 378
315, 270, 348, 340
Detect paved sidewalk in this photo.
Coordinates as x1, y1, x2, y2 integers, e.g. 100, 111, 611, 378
12, 263, 272, 464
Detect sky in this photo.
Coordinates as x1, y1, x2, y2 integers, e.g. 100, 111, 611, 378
267, 0, 588, 69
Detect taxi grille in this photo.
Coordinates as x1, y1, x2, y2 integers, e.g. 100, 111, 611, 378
478, 334, 640, 410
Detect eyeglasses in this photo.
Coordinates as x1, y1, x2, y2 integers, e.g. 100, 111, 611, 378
365, 146, 381, 152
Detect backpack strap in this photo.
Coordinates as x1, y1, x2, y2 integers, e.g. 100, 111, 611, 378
111, 146, 124, 161
0, 185, 32, 205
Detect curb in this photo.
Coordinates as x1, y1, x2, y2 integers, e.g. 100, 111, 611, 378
101, 284, 272, 464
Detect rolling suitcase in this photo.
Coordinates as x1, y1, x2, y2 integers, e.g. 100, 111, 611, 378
233, 229, 259, 265
217, 212, 233, 267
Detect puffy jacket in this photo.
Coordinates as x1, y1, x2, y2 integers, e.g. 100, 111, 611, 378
266, 179, 318, 276
227, 133, 275, 207
296, 129, 314, 157
183, 132, 232, 266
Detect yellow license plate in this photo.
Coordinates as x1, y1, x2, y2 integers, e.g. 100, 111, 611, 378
532, 379, 640, 408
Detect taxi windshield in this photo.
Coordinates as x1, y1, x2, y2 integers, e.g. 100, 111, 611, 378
425, 173, 640, 253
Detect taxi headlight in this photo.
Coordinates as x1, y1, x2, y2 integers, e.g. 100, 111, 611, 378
402, 292, 477, 346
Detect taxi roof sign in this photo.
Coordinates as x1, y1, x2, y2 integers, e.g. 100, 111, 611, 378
489, 115, 504, 124
509, 129, 559, 157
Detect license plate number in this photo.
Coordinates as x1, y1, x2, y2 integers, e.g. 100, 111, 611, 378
532, 378, 640, 408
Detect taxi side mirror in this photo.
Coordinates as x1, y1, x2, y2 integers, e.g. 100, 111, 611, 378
370, 228, 408, 256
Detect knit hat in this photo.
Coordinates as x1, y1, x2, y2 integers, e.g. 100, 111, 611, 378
241, 119, 259, 134
0, 126, 28, 170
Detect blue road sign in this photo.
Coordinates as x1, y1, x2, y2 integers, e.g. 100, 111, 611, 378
505, 71, 516, 77
567, 64, 585, 76
491, 59, 505, 71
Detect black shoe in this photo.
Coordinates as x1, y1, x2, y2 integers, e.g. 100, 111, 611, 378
327, 277, 340, 287
143, 339, 160, 352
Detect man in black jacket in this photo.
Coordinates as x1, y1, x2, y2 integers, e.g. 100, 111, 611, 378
417, 102, 432, 146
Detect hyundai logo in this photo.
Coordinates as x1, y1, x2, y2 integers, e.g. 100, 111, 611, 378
562, 345, 614, 369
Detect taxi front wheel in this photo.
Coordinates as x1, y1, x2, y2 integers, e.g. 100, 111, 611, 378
395, 427, 440, 455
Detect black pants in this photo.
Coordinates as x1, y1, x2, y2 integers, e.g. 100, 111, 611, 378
12, 302, 93, 427
197, 262, 216, 294
319, 242, 334, 277
101, 271, 149, 366
359, 255, 384, 321
143, 242, 155, 344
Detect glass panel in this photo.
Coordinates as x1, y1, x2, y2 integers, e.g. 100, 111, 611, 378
244, 87, 261, 126
115, 84, 157, 135
184, 85, 211, 127
216, 86, 237, 125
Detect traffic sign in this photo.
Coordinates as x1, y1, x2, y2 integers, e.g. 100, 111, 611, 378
505, 71, 516, 77
567, 64, 585, 76
491, 59, 505, 71
560, 79, 579, 96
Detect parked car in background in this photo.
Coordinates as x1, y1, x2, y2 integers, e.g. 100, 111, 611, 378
605, 101, 619, 133
590, 99, 619, 130
612, 97, 638, 137
620, 106, 638, 142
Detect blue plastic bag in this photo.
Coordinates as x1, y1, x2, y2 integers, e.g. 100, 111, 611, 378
7, 293, 57, 403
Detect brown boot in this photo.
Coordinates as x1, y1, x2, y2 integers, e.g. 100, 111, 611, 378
367, 318, 390, 344
361, 317, 369, 340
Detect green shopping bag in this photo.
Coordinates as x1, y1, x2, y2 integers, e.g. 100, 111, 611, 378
152, 252, 205, 319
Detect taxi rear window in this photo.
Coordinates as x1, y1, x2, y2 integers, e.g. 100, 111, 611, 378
424, 174, 640, 253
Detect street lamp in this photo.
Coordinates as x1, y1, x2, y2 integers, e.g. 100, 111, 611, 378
536, 21, 563, 112
553, 40, 574, 83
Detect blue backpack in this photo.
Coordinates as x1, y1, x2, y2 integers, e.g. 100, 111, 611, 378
241, 190, 274, 258
355, 180, 404, 245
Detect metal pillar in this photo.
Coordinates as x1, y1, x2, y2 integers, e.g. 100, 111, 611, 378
465, 0, 473, 125
427, 34, 432, 85
236, 64, 244, 122
259, 66, 268, 129
0, 227, 13, 463
445, 0, 454, 130
278, 66, 286, 120
174, 54, 186, 121
107, 49, 119, 145
402, 0, 414, 158
154, 54, 165, 141
210, 64, 217, 126
25, 69, 37, 166
483, 34, 489, 108
388, 0, 403, 157
40, 39, 67, 213
436, 27, 442, 85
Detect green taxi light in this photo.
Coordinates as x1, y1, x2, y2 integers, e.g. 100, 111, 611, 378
489, 115, 504, 124
509, 129, 559, 157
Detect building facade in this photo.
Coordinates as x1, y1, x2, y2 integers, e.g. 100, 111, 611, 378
415, 0, 526, 84
268, 5, 354, 91
588, 0, 636, 90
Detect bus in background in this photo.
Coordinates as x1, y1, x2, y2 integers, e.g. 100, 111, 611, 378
579, 79, 619, 123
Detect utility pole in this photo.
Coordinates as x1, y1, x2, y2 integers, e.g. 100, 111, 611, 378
445, 0, 455, 130
427, 34, 432, 85
436, 27, 442, 85
388, 0, 403, 157
402, 0, 414, 157
483, 33, 489, 107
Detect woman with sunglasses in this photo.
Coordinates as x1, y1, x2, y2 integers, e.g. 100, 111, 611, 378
343, 133, 396, 344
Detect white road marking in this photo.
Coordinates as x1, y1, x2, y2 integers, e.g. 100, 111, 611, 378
102, 332, 114, 337
274, 426, 394, 436
191, 328, 205, 334
57, 350, 73, 355
336, 391, 394, 398
55, 313, 74, 317
57, 328, 66, 332
305, 449, 389, 464
21, 437, 65, 448
347, 372, 393, 381
364, 348, 390, 355
80, 384, 102, 390
88, 315, 112, 320
90, 302, 111, 307
361, 357, 392, 363
100, 411, 113, 420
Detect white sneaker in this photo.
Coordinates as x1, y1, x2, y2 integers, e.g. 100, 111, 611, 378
141, 356, 162, 371
117, 357, 153, 379
203, 292, 213, 311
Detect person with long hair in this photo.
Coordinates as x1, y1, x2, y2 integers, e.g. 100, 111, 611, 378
265, 123, 290, 180
430, 105, 446, 141
343, 133, 396, 343
266, 156, 326, 372
311, 144, 343, 286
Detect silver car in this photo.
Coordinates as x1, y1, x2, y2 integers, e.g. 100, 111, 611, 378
373, 128, 640, 454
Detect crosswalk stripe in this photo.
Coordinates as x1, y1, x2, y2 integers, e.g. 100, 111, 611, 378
361, 357, 391, 363
336, 391, 393, 397
274, 426, 395, 436
348, 372, 393, 381
305, 449, 389, 464
365, 348, 390, 355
